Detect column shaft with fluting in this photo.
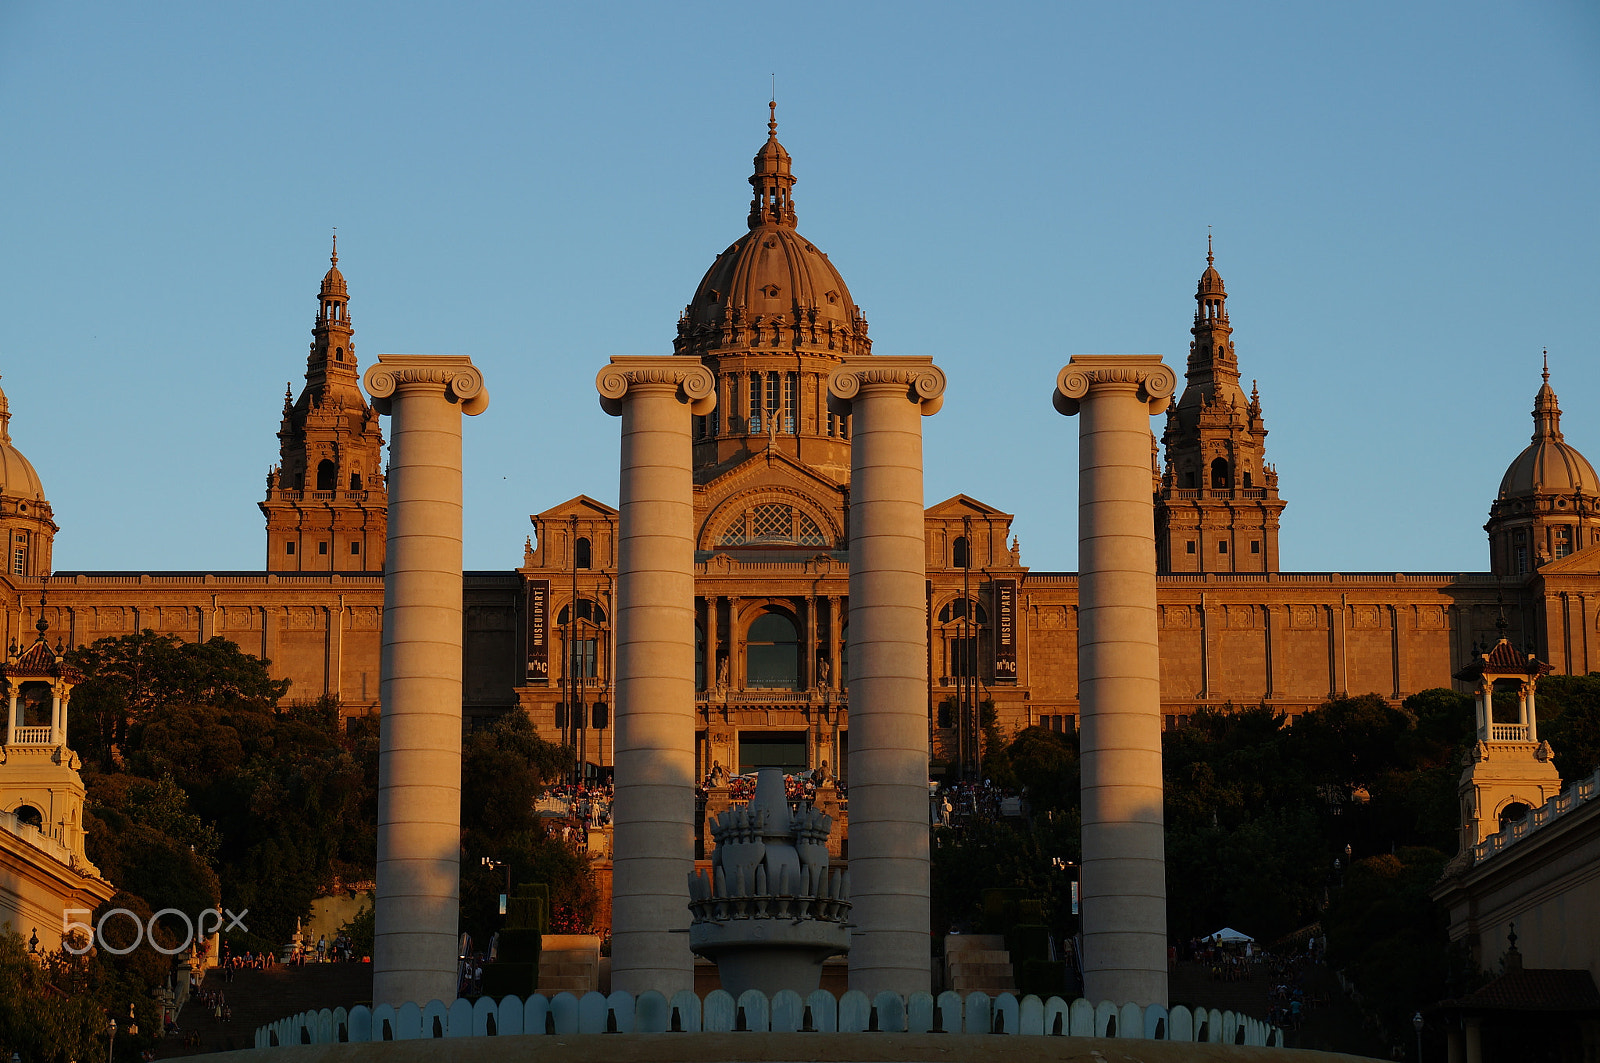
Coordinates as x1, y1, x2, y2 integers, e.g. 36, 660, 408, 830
1054, 355, 1175, 1008
828, 357, 946, 997
363, 355, 489, 1008
596, 357, 715, 995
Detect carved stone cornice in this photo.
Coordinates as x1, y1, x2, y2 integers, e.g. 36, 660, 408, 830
363, 355, 489, 416
826, 356, 946, 416
1053, 355, 1176, 417
596, 356, 716, 416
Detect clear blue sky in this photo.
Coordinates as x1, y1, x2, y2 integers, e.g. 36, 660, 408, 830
2, 1, 1595, 573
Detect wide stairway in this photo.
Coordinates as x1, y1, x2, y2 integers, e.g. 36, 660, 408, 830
1169, 960, 1272, 1018
156, 963, 372, 1057
944, 934, 1016, 996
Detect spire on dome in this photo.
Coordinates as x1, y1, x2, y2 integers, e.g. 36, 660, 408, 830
1533, 353, 1563, 443
0, 375, 10, 445
748, 102, 797, 230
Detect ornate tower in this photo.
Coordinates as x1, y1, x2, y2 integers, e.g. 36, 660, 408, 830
1485, 359, 1600, 577
1155, 243, 1285, 572
0, 381, 56, 580
674, 103, 871, 487
260, 241, 387, 571
1451, 626, 1561, 852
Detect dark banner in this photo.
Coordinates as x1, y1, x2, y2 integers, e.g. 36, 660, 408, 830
526, 579, 550, 680
994, 578, 1017, 680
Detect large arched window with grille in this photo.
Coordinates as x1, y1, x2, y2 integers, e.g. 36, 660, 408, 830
746, 612, 800, 690
717, 503, 829, 548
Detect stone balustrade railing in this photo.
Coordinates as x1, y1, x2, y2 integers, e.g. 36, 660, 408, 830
255, 988, 1282, 1048
1473, 765, 1600, 863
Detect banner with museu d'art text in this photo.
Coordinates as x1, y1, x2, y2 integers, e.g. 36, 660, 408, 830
526, 579, 550, 680
994, 578, 1017, 679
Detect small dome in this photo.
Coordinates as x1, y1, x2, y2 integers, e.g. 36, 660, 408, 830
0, 386, 48, 502
1198, 264, 1225, 295
1498, 368, 1597, 498
320, 237, 347, 298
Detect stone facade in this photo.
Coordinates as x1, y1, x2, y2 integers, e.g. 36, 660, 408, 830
1, 115, 1592, 797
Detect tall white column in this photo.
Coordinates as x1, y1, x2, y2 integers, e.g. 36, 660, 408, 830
828, 356, 945, 997
1054, 355, 1176, 1008
597, 357, 714, 995
363, 355, 488, 1008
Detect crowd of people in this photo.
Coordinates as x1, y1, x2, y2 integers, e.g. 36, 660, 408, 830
698, 762, 841, 803
934, 778, 1026, 825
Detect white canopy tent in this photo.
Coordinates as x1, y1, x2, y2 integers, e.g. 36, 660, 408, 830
1207, 927, 1255, 944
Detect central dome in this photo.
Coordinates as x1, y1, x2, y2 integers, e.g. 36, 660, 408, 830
675, 107, 870, 359
1498, 369, 1597, 499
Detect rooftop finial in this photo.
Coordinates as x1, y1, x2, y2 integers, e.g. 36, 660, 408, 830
768, 98, 777, 139
1207, 227, 1214, 267
331, 228, 338, 267
1543, 348, 1549, 384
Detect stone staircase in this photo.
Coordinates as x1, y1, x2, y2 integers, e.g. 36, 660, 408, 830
538, 934, 602, 995
1169, 960, 1271, 1018
944, 933, 1016, 995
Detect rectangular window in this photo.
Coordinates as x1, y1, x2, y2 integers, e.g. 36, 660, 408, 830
350, 542, 361, 555
1218, 541, 1229, 554
1251, 540, 1261, 554
950, 635, 979, 678
11, 547, 25, 576
318, 541, 329, 555
1186, 541, 1196, 554
783, 372, 797, 433
765, 371, 780, 417
748, 373, 762, 433
571, 638, 598, 678
286, 541, 296, 555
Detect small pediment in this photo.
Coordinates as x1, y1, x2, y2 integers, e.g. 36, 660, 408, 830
925, 494, 1014, 521
532, 495, 618, 522
1534, 538, 1600, 576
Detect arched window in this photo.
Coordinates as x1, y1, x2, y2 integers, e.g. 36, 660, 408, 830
557, 599, 606, 624
1242, 471, 1252, 488
335, 347, 345, 363
937, 598, 988, 624
1210, 458, 1231, 489
952, 536, 970, 569
1498, 802, 1531, 828
574, 537, 592, 570
316, 460, 337, 492
349, 470, 362, 491
13, 805, 42, 829
746, 612, 800, 690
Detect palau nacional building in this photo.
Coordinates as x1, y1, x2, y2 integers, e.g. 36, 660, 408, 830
4, 117, 1600, 794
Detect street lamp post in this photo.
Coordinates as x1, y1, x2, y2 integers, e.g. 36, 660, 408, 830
482, 857, 510, 917
1413, 1011, 1424, 1062
107, 1017, 116, 1063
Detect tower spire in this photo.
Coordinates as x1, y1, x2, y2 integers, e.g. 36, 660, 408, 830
1533, 356, 1563, 443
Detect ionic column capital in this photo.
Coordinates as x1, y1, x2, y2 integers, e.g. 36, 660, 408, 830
596, 356, 716, 416
1052, 355, 1175, 417
363, 354, 489, 416
828, 356, 946, 416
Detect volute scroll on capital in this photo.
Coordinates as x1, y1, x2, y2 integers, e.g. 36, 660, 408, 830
1052, 355, 1175, 417
363, 355, 489, 416
595, 357, 716, 417
826, 356, 946, 417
